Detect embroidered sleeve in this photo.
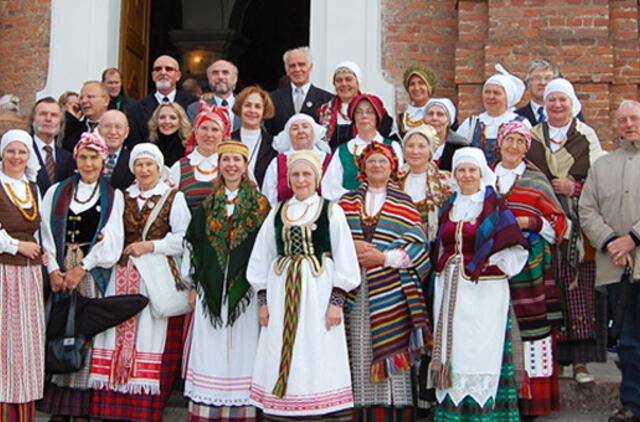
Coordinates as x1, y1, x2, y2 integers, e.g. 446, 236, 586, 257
527, 215, 543, 232
329, 287, 347, 307
257, 289, 267, 306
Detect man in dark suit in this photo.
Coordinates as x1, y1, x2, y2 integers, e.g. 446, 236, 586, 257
186, 59, 241, 132
127, 55, 198, 147
102, 68, 136, 113
516, 60, 559, 126
29, 97, 76, 195
265, 47, 333, 136
61, 81, 110, 152
98, 110, 134, 191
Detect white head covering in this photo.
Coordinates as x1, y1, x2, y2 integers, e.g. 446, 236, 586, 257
425, 98, 457, 127
451, 147, 496, 193
543, 78, 582, 117
333, 60, 362, 83
484, 64, 526, 110
129, 142, 165, 173
273, 113, 329, 154
0, 129, 40, 182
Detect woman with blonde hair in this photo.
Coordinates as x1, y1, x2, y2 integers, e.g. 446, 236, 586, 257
148, 103, 191, 167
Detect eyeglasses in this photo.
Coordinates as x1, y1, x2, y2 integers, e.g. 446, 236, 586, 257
365, 158, 390, 166
153, 66, 177, 73
355, 109, 376, 116
529, 75, 554, 83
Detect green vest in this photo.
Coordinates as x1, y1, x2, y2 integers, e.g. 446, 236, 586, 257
338, 138, 395, 191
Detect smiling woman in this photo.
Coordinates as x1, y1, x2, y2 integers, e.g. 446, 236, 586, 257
148, 103, 191, 167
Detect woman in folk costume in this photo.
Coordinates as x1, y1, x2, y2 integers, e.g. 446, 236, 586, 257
39, 132, 124, 422
525, 78, 606, 384
456, 64, 530, 167
181, 140, 270, 422
394, 64, 438, 139
398, 125, 453, 243
494, 121, 568, 418
170, 103, 231, 212
262, 113, 331, 206
338, 142, 431, 422
429, 147, 528, 421
0, 130, 48, 422
322, 93, 404, 201
425, 98, 470, 172
89, 143, 191, 422
247, 150, 361, 421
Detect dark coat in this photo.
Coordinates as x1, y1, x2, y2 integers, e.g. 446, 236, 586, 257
109, 146, 135, 192
60, 112, 87, 152
265, 84, 333, 136
231, 128, 276, 188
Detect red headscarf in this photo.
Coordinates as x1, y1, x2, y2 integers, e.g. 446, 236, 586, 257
348, 93, 386, 130
357, 141, 398, 182
185, 100, 232, 155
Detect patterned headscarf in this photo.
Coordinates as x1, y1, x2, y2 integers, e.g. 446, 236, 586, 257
73, 132, 109, 162
403, 64, 438, 96
357, 141, 399, 182
497, 120, 532, 151
218, 139, 249, 160
348, 93, 386, 129
185, 100, 231, 154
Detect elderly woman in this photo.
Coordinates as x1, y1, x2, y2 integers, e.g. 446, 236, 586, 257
424, 98, 470, 171
182, 140, 270, 422
170, 105, 231, 211
322, 94, 404, 201
399, 125, 453, 242
38, 132, 124, 422
262, 113, 331, 206
88, 143, 190, 422
148, 102, 191, 167
494, 121, 568, 417
428, 147, 528, 421
395, 64, 438, 138
526, 78, 606, 384
457, 64, 529, 167
247, 151, 360, 420
338, 142, 431, 421
0, 129, 48, 422
230, 85, 277, 187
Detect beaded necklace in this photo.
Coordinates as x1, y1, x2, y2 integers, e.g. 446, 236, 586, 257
194, 165, 218, 175
283, 202, 311, 223
73, 181, 99, 204
496, 174, 520, 201
5, 182, 37, 221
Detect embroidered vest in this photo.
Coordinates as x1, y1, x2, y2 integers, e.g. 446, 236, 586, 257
178, 157, 214, 212
0, 184, 41, 266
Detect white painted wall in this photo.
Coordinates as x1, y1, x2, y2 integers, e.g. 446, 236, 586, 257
37, 0, 122, 99
309, 0, 394, 111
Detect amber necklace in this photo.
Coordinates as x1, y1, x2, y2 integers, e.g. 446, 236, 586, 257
194, 165, 218, 175
496, 174, 520, 201
5, 182, 37, 221
404, 109, 425, 128
284, 202, 311, 223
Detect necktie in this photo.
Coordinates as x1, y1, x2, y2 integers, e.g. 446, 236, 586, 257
294, 87, 304, 113
87, 120, 99, 132
43, 145, 56, 182
105, 153, 117, 179
537, 106, 546, 123
162, 96, 170, 103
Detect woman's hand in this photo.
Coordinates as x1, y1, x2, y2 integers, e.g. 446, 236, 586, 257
189, 289, 197, 310
326, 304, 343, 330
50, 270, 65, 292
516, 216, 530, 230
17, 241, 40, 260
354, 240, 372, 255
64, 265, 86, 290
124, 241, 154, 257
41, 252, 49, 266
258, 305, 269, 327
551, 178, 573, 196
357, 246, 386, 268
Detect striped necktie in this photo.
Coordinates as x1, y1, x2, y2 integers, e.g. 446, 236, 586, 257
43, 145, 56, 182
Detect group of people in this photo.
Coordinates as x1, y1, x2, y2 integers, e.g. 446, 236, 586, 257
0, 45, 638, 422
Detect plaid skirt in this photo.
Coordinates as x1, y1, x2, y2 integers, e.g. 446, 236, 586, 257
89, 315, 184, 422
434, 316, 520, 422
263, 408, 353, 421
188, 401, 257, 422
0, 402, 34, 422
353, 406, 414, 422
37, 384, 92, 417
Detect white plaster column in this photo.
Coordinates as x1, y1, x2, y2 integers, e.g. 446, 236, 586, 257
37, 0, 122, 99
309, 0, 394, 110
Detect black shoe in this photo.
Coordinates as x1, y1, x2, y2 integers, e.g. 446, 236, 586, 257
609, 408, 640, 422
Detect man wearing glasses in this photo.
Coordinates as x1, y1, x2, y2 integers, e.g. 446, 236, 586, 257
127, 55, 198, 146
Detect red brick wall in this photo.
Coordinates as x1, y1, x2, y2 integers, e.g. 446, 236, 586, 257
382, 0, 640, 147
0, 0, 51, 115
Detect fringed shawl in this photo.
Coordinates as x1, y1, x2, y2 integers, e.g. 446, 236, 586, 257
50, 174, 115, 294
185, 181, 270, 327
339, 183, 432, 381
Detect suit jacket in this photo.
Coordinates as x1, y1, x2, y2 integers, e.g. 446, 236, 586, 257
186, 97, 241, 132
60, 111, 87, 152
108, 94, 136, 114
231, 128, 276, 187
109, 146, 135, 192
265, 84, 333, 136
33, 141, 76, 195
126, 90, 198, 147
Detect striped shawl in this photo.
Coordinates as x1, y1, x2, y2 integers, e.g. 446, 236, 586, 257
339, 183, 431, 382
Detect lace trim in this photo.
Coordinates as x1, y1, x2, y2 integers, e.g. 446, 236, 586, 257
435, 372, 500, 407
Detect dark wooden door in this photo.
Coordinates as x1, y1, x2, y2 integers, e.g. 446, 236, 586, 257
119, 0, 151, 99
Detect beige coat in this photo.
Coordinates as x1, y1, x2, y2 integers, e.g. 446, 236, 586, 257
579, 139, 640, 286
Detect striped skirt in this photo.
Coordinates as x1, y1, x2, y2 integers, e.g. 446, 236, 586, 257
0, 402, 35, 422
434, 316, 520, 422
262, 408, 352, 421
0, 264, 45, 405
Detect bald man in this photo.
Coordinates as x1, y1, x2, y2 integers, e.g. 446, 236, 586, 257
127, 55, 198, 147
61, 80, 110, 151
99, 110, 134, 190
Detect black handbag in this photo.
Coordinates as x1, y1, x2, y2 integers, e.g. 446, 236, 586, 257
45, 290, 86, 374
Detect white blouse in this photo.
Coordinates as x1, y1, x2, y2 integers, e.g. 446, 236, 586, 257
456, 111, 531, 140
170, 148, 218, 185
548, 121, 573, 153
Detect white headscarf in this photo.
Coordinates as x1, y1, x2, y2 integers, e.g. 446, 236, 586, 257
451, 147, 496, 193
543, 78, 582, 117
273, 113, 329, 154
333, 60, 362, 83
484, 64, 526, 110
0, 129, 40, 182
425, 98, 457, 127
129, 142, 165, 173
